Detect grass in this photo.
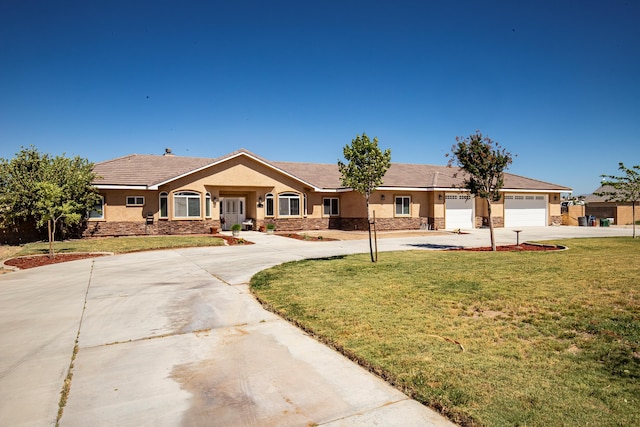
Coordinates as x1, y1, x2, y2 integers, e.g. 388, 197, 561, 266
11, 235, 226, 257
250, 237, 640, 426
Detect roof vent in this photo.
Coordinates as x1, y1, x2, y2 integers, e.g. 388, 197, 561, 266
164, 148, 174, 156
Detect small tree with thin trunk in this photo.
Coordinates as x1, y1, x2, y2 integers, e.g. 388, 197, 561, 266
596, 162, 640, 238
0, 146, 101, 256
447, 131, 513, 251
338, 133, 391, 262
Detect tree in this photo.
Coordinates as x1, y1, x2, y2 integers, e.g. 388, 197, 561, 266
0, 146, 101, 256
596, 163, 640, 238
338, 133, 391, 262
447, 131, 513, 251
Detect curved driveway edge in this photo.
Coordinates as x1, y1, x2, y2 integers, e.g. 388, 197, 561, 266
0, 226, 633, 426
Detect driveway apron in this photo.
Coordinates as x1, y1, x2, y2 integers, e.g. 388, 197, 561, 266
0, 227, 632, 426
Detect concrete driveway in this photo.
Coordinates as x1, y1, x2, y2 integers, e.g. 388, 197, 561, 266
0, 226, 633, 426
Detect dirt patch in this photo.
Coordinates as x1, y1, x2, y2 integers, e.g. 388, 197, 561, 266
4, 253, 109, 270
274, 232, 337, 242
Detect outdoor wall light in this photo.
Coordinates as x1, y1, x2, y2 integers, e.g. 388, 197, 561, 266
380, 194, 385, 201
438, 194, 443, 201
213, 196, 218, 204
257, 196, 264, 208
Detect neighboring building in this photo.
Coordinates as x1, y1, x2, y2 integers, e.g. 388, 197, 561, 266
86, 148, 571, 237
585, 185, 638, 225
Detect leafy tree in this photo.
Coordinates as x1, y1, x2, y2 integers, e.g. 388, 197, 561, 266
338, 133, 391, 262
0, 146, 101, 256
447, 131, 513, 251
596, 163, 640, 238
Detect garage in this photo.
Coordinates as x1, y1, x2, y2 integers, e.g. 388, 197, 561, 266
504, 194, 547, 227
445, 193, 474, 229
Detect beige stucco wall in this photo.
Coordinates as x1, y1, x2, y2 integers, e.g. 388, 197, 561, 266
89, 189, 158, 222
336, 191, 431, 219
615, 205, 637, 225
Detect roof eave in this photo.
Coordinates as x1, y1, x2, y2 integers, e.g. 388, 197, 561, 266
95, 184, 149, 190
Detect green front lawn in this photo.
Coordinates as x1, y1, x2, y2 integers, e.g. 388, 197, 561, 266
251, 237, 639, 426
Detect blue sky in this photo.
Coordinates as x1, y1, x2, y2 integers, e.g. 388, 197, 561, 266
1, 1, 638, 196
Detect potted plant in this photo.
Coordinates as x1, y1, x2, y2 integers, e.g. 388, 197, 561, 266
266, 222, 276, 235
231, 223, 242, 237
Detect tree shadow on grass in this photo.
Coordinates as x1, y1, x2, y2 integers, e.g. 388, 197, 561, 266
404, 243, 463, 250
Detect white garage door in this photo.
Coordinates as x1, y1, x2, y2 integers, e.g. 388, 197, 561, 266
445, 193, 474, 229
504, 195, 547, 227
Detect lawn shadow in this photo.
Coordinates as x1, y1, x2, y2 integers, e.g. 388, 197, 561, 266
404, 243, 463, 250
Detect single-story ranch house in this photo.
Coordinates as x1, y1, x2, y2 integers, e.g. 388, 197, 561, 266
585, 185, 638, 225
86, 148, 571, 236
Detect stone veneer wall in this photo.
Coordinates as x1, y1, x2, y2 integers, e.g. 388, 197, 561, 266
84, 217, 439, 237
263, 217, 432, 232
431, 217, 445, 230
83, 220, 222, 237
475, 216, 505, 228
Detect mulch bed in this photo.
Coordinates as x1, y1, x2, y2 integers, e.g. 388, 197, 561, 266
4, 253, 109, 270
451, 243, 563, 252
213, 234, 254, 246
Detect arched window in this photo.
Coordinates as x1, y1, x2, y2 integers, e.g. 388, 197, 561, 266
205, 192, 212, 218
265, 193, 274, 217
278, 192, 300, 217
174, 191, 201, 218
159, 192, 168, 218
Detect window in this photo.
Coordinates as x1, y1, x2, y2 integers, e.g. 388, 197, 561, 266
265, 193, 274, 217
88, 195, 104, 219
395, 196, 410, 216
205, 192, 211, 218
303, 193, 308, 217
126, 196, 145, 206
278, 192, 300, 216
159, 192, 168, 218
323, 198, 339, 216
174, 191, 201, 218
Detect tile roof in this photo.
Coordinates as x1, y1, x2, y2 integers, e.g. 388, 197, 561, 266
92, 149, 571, 192
93, 153, 218, 187
584, 185, 619, 203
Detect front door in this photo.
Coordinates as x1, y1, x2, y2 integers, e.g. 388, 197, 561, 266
221, 197, 245, 230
